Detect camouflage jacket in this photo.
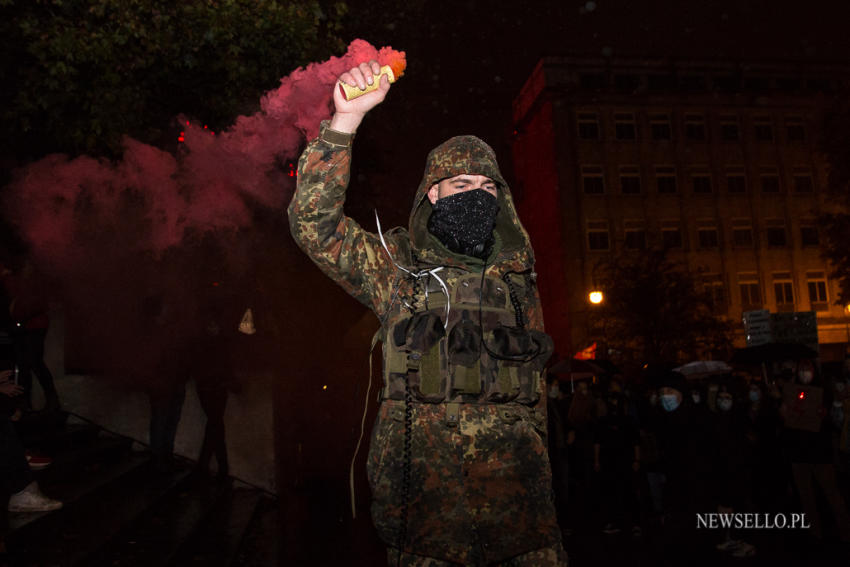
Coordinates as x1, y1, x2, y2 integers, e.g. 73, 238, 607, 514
288, 122, 561, 563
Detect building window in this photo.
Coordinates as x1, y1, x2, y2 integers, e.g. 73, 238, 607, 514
577, 112, 600, 139
727, 170, 746, 193
582, 165, 605, 194
624, 229, 646, 250
620, 166, 641, 194
732, 225, 754, 248
739, 274, 763, 310
692, 173, 712, 194
703, 274, 727, 314
786, 117, 806, 142
792, 169, 814, 193
656, 166, 677, 193
615, 75, 641, 93
766, 226, 787, 247
773, 273, 794, 312
720, 115, 740, 141
685, 114, 706, 140
760, 170, 781, 193
587, 221, 610, 251
698, 227, 719, 249
650, 113, 672, 140
661, 224, 683, 249
806, 271, 829, 311
800, 226, 819, 247
614, 113, 637, 140
754, 116, 774, 141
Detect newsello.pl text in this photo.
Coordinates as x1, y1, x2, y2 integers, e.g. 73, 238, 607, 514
696, 513, 810, 530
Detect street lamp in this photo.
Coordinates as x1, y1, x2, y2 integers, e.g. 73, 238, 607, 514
589, 290, 604, 305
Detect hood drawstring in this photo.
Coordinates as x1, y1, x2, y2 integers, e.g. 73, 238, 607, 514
375, 210, 451, 328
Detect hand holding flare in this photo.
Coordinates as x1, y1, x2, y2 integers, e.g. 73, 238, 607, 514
330, 55, 406, 134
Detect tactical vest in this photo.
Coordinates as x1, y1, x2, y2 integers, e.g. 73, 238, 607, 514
381, 271, 553, 406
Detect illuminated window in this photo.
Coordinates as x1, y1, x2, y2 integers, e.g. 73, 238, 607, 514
738, 274, 762, 310
806, 271, 829, 311
773, 272, 794, 311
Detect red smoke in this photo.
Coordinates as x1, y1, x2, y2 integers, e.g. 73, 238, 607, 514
1, 40, 404, 380
5, 39, 406, 269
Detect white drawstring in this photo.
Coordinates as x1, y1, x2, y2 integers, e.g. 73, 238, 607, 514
375, 210, 451, 328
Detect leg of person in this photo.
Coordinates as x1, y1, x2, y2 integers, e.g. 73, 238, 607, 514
1, 417, 32, 496
27, 329, 59, 411
812, 463, 850, 542
12, 337, 33, 411
162, 380, 186, 457
791, 462, 823, 539
196, 381, 228, 476
3, 416, 61, 512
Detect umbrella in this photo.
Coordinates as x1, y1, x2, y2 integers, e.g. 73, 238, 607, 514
730, 342, 818, 365
673, 360, 732, 380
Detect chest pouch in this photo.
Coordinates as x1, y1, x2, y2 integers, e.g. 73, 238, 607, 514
385, 310, 447, 402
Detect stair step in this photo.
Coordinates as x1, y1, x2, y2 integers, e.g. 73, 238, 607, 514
83, 474, 231, 567
169, 486, 264, 566
232, 496, 280, 567
5, 462, 191, 566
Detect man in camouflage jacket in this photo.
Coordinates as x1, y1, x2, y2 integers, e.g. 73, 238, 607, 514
289, 61, 566, 566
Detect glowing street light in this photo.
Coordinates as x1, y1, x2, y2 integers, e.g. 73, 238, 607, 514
589, 291, 604, 305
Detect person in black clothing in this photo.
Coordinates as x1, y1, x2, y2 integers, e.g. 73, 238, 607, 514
781, 368, 850, 542
593, 384, 641, 535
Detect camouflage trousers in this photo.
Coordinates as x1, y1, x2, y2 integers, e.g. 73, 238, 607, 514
367, 399, 564, 565
386, 543, 568, 566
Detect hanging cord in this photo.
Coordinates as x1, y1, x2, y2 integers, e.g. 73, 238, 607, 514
477, 267, 541, 362
375, 210, 451, 328
396, 378, 414, 567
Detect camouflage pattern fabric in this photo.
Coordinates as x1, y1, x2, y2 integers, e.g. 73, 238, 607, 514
288, 121, 565, 564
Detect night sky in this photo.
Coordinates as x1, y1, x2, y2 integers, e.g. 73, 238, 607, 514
337, 0, 850, 227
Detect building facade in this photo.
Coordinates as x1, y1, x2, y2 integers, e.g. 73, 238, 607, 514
511, 56, 850, 362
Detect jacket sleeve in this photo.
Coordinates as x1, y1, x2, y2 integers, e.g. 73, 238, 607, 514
287, 122, 397, 316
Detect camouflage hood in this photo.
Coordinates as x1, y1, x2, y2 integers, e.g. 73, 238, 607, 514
408, 136, 534, 269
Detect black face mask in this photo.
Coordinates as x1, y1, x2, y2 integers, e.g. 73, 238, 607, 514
427, 189, 500, 259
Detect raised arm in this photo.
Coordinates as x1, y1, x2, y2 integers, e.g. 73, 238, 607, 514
288, 61, 398, 314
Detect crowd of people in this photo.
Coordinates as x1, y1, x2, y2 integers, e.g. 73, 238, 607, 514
545, 359, 850, 559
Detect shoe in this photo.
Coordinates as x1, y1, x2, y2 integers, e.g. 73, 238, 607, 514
731, 541, 756, 558
25, 451, 52, 470
602, 523, 622, 534
8, 482, 62, 513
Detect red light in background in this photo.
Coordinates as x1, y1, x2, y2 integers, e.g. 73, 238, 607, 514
212, 281, 219, 287
178, 131, 185, 143
288, 162, 296, 178
799, 391, 806, 400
